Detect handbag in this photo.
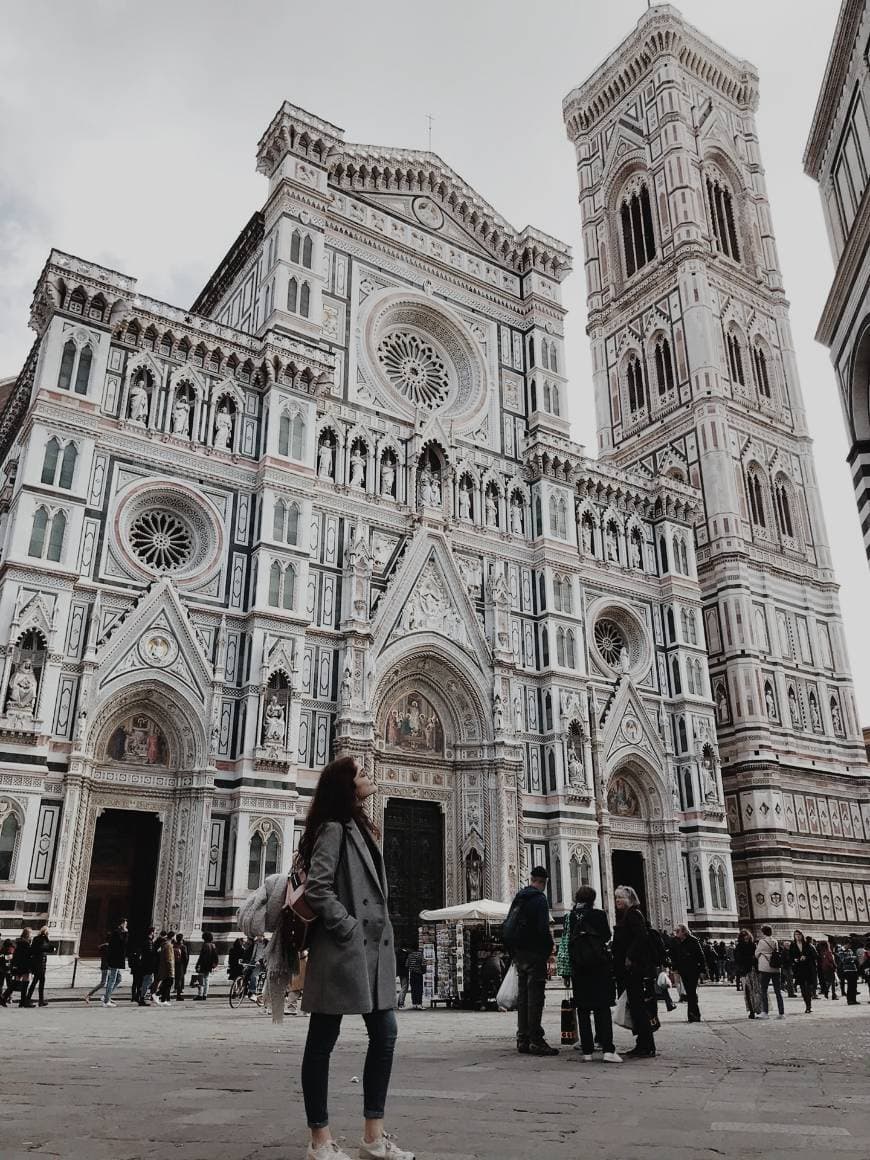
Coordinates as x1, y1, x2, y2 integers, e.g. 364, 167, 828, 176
613, 989, 634, 1030
560, 996, 578, 1045
496, 963, 518, 1010
283, 825, 348, 952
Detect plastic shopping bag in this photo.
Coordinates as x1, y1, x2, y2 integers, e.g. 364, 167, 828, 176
613, 988, 634, 1031
656, 970, 671, 991
496, 963, 518, 1011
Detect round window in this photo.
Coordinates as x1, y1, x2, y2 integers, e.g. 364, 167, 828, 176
590, 602, 651, 678
593, 619, 627, 666
376, 332, 450, 409
129, 510, 193, 572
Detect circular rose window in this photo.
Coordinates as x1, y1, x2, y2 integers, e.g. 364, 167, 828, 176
376, 332, 449, 408
594, 619, 626, 666
115, 481, 223, 587
130, 511, 193, 572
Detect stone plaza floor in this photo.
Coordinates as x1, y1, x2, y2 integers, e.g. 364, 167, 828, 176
2, 976, 870, 1160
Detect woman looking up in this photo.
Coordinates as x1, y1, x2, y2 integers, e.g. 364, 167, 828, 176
298, 756, 414, 1160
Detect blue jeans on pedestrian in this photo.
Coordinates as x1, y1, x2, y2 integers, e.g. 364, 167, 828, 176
301, 1009, 398, 1129
759, 971, 784, 1015
102, 967, 121, 1004
139, 972, 154, 1002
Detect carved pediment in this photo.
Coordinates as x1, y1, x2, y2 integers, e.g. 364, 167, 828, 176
600, 676, 666, 769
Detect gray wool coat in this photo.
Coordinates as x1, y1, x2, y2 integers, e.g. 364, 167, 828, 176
301, 819, 397, 1015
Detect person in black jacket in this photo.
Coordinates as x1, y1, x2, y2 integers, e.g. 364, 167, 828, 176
102, 919, 128, 1007
135, 928, 157, 1005
504, 866, 558, 1056
671, 925, 705, 1022
25, 926, 55, 1006
789, 930, 818, 1013
1, 928, 33, 1007
611, 886, 656, 1058
567, 886, 620, 1062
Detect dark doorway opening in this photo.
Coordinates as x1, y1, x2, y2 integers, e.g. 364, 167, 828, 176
80, 810, 161, 955
383, 799, 444, 951
611, 849, 647, 915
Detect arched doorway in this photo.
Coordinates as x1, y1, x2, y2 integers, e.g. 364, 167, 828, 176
370, 644, 516, 947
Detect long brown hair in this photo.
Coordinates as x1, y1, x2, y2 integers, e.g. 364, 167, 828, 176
298, 755, 378, 870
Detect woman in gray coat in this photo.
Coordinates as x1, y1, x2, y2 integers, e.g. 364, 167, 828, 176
299, 756, 414, 1160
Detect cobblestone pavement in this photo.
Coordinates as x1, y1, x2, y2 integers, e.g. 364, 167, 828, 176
3, 979, 870, 1160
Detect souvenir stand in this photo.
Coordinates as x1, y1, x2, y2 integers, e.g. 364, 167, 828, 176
417, 899, 511, 1008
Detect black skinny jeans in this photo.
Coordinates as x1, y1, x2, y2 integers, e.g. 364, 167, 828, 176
797, 974, 813, 1011
302, 1009, 398, 1129
625, 974, 656, 1052
26, 969, 46, 1003
577, 1005, 614, 1054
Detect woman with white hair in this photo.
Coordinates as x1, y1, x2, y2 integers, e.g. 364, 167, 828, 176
610, 885, 657, 1059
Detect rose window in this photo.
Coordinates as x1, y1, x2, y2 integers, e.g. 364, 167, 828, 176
129, 510, 193, 572
594, 619, 627, 666
376, 332, 450, 408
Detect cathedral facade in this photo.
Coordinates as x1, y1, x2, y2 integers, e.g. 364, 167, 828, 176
564, 3, 870, 934
0, 91, 739, 952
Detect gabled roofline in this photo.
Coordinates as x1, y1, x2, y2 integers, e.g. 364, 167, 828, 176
804, 0, 864, 179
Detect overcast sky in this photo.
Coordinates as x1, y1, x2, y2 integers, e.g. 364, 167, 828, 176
2, 1, 867, 718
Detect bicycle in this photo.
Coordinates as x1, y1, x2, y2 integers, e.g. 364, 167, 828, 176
228, 963, 267, 1010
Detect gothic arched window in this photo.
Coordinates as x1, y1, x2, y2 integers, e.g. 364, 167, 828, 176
279, 409, 306, 458
28, 508, 48, 557
683, 767, 694, 809
774, 477, 794, 539
58, 443, 77, 490
753, 344, 772, 398
57, 340, 76, 391
41, 438, 61, 486
287, 278, 298, 313
290, 231, 301, 264
671, 657, 682, 696
566, 630, 576, 669
693, 863, 705, 909
47, 511, 66, 562
653, 336, 675, 396
706, 174, 740, 261
300, 283, 311, 318
556, 627, 566, 667
748, 471, 767, 528
626, 352, 646, 416
302, 234, 313, 269
726, 330, 746, 387
620, 181, 656, 277
0, 811, 19, 880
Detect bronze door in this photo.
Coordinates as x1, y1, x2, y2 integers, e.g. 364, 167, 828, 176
383, 799, 444, 951
80, 810, 161, 956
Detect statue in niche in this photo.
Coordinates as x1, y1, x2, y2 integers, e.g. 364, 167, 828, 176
493, 691, 504, 733
605, 524, 618, 562
465, 851, 483, 902
213, 404, 233, 450
431, 471, 442, 506
129, 377, 148, 425
5, 659, 37, 712
458, 481, 472, 520
419, 466, 433, 506
340, 666, 352, 706
765, 685, 777, 720
629, 535, 642, 569
567, 747, 587, 791
809, 695, 821, 731
318, 439, 334, 479
380, 458, 395, 497
715, 683, 729, 724
513, 694, 523, 733
262, 695, 286, 744
701, 748, 719, 803
618, 646, 631, 674
485, 490, 498, 528
511, 497, 524, 536
788, 688, 801, 729
831, 700, 843, 734
171, 393, 191, 436
350, 445, 366, 490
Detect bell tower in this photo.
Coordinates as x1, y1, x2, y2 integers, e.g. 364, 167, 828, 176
563, 4, 870, 932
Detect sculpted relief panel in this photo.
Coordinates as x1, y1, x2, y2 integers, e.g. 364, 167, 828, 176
384, 692, 444, 755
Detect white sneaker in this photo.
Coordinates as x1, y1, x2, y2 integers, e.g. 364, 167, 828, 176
306, 1143, 354, 1160
776, 1013, 786, 1020
602, 1051, 623, 1063
359, 1134, 415, 1160
580, 1054, 593, 1061
102, 1000, 117, 1008
756, 1013, 769, 1020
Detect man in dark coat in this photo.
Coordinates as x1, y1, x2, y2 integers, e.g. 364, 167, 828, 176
568, 886, 620, 1062
102, 919, 128, 1007
503, 866, 558, 1056
2, 928, 34, 1007
174, 933, 190, 1001
612, 887, 657, 1058
26, 926, 55, 1006
671, 924, 706, 1022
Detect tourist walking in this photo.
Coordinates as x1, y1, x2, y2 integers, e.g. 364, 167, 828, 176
405, 947, 425, 1010
1, 927, 34, 1007
566, 885, 620, 1062
395, 946, 410, 1009
789, 930, 818, 1013
25, 926, 54, 1006
611, 885, 657, 1059
84, 933, 110, 1005
155, 931, 176, 1004
0, 936, 14, 1005
779, 940, 796, 997
194, 932, 219, 1000
755, 925, 785, 1019
102, 919, 128, 1007
734, 929, 760, 1017
503, 865, 558, 1056
817, 940, 839, 1000
839, 939, 860, 1004
174, 933, 190, 1001
298, 755, 413, 1160
136, 928, 157, 1005
671, 925, 705, 1022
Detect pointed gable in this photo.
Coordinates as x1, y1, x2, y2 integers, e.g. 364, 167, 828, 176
599, 674, 666, 769
93, 578, 214, 705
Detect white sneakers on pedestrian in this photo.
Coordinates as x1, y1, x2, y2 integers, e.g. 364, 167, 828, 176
359, 1134, 415, 1160
306, 1142, 354, 1160
580, 1054, 593, 1061
602, 1051, 623, 1063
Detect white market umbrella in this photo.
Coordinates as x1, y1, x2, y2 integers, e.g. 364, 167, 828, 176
418, 899, 511, 923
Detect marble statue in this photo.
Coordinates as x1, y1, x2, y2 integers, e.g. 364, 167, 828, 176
350, 446, 366, 490
263, 695, 285, 744
511, 497, 524, 535
171, 393, 191, 436
5, 659, 37, 712
129, 379, 148, 424
458, 481, 471, 520
380, 459, 395, 497
485, 491, 497, 527
318, 440, 334, 479
213, 405, 233, 450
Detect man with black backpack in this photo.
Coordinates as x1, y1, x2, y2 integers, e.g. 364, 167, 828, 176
567, 886, 621, 1063
502, 866, 558, 1055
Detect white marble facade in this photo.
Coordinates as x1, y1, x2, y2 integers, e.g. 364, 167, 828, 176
1, 85, 745, 949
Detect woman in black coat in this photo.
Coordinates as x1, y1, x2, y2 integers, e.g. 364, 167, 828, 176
611, 886, 656, 1058
789, 930, 818, 1013
228, 938, 247, 981
567, 886, 620, 1061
